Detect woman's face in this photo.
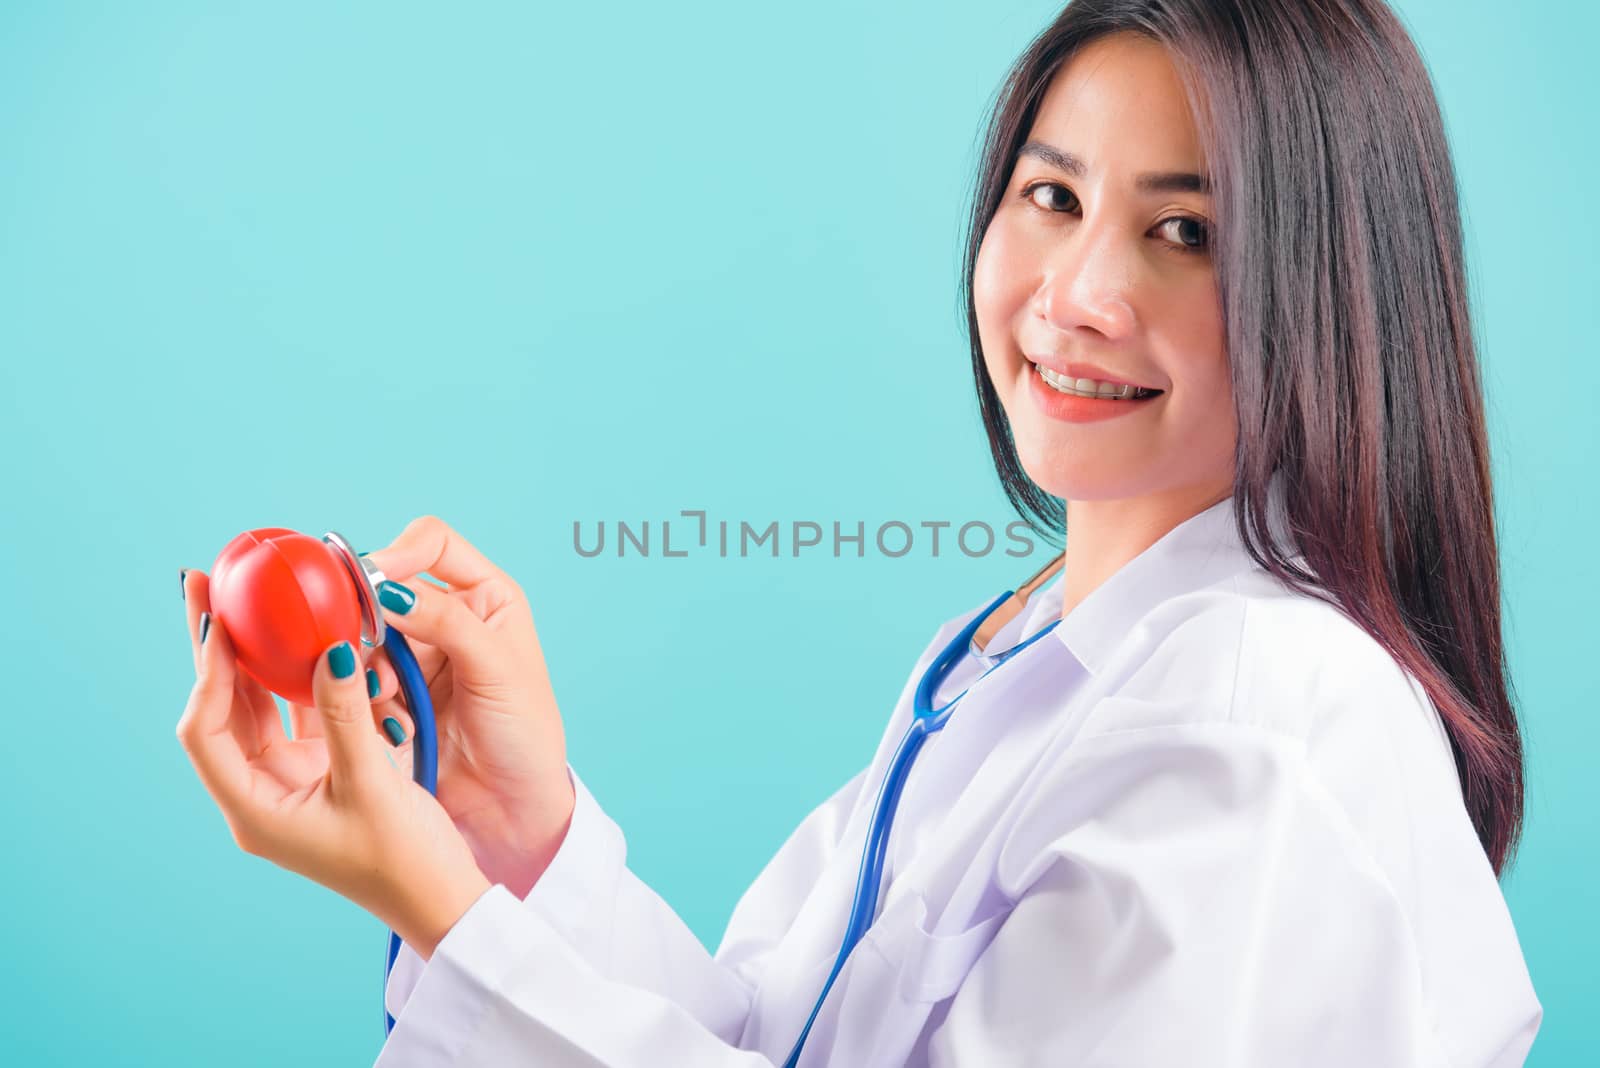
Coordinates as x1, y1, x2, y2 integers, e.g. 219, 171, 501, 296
974, 32, 1235, 505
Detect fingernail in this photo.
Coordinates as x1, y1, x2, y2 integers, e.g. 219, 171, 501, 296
382, 716, 407, 746
366, 668, 380, 699
199, 611, 211, 645
378, 580, 415, 615
180, 568, 188, 602
328, 641, 357, 679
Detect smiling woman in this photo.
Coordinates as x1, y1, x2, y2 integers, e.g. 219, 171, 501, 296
974, 35, 1230, 496
964, 3, 1529, 879
174, 1, 1542, 1065
367, 3, 1547, 1064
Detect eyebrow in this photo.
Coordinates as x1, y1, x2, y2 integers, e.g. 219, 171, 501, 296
1018, 140, 1211, 195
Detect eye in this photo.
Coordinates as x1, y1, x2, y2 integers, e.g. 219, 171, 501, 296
1017, 180, 1212, 256
1019, 180, 1080, 214
1155, 215, 1211, 254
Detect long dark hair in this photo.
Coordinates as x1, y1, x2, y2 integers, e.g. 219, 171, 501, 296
961, 0, 1526, 875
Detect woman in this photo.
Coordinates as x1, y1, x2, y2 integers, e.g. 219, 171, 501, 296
176, 0, 1542, 1064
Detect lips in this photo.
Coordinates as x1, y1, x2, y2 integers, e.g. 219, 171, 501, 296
1025, 361, 1164, 423
1025, 355, 1164, 393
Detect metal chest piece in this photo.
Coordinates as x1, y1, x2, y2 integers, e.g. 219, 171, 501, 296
322, 530, 388, 650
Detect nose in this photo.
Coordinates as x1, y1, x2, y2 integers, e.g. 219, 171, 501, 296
1034, 223, 1137, 340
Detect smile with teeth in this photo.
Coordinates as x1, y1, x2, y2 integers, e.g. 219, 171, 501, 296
1035, 364, 1161, 400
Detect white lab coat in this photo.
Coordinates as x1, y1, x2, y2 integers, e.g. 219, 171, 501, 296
376, 481, 1542, 1066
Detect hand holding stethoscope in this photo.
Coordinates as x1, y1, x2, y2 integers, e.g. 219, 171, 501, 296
176, 517, 576, 959
340, 516, 577, 900
175, 566, 491, 960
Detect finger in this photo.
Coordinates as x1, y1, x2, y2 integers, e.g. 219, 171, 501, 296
358, 644, 445, 719
311, 640, 387, 787
364, 515, 507, 591
291, 655, 400, 738
175, 612, 255, 819
373, 657, 450, 763
183, 569, 211, 676
289, 654, 397, 740
373, 577, 504, 682
372, 696, 415, 782
240, 663, 291, 754
373, 701, 414, 772
287, 699, 323, 741
363, 660, 404, 722
183, 570, 288, 751
326, 649, 446, 759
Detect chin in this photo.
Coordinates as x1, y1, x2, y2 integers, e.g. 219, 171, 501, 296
1010, 431, 1156, 502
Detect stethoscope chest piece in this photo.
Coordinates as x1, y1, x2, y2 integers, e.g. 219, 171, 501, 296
322, 529, 387, 650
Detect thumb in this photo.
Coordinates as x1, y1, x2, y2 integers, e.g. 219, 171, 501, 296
312, 640, 384, 788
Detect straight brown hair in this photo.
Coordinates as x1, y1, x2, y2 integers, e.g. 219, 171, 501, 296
961, 0, 1526, 874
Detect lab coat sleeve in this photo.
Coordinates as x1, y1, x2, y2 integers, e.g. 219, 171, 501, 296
924, 723, 1481, 1068
381, 765, 648, 1022
373, 882, 776, 1065
377, 761, 871, 1066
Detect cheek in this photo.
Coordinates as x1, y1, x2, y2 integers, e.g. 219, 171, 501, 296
1196, 300, 1229, 401
1163, 284, 1235, 455
1162, 279, 1228, 391
973, 220, 1031, 377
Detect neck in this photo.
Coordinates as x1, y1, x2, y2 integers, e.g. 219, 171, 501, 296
1059, 482, 1234, 618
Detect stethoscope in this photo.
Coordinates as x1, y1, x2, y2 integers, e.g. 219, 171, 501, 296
780, 553, 1066, 1068
201, 527, 441, 1039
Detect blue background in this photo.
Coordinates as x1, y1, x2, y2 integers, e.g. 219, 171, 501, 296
1, 1, 1592, 1063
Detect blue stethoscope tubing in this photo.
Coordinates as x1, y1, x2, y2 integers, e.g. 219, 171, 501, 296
781, 588, 1061, 1068
379, 627, 439, 1037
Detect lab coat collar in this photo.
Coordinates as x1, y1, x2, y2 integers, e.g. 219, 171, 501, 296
1038, 470, 1299, 676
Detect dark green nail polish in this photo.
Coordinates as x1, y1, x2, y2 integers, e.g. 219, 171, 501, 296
382, 717, 406, 746
366, 668, 380, 699
180, 568, 188, 602
378, 580, 415, 615
328, 641, 357, 679
199, 611, 210, 644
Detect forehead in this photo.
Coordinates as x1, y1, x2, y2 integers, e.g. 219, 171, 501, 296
1027, 33, 1205, 168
